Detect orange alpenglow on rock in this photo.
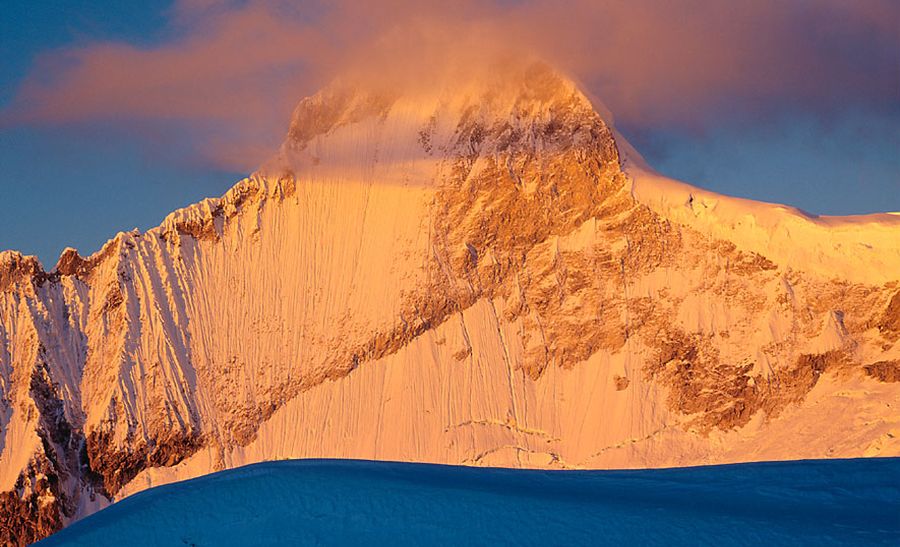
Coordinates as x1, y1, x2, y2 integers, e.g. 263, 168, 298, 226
1, 60, 899, 544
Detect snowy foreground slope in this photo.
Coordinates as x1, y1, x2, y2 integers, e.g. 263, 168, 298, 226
2, 61, 900, 543
39, 458, 900, 546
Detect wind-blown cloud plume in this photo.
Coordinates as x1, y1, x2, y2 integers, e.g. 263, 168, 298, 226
3, 0, 898, 171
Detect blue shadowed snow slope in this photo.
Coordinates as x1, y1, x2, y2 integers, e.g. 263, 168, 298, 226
40, 458, 900, 546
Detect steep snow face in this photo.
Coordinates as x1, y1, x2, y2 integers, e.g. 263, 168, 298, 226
2, 62, 900, 543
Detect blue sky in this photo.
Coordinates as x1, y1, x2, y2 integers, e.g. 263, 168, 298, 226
1, 1, 898, 267
0, 1, 242, 266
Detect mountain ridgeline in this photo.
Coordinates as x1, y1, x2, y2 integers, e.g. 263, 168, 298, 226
2, 62, 899, 544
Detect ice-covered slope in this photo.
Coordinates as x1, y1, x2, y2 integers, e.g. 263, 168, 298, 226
38, 458, 900, 546
619, 137, 900, 285
2, 61, 900, 544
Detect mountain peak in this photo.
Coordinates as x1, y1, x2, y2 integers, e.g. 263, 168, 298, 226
0, 250, 44, 291
264, 59, 613, 181
4, 57, 900, 545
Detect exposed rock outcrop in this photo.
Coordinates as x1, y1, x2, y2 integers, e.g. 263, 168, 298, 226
864, 360, 900, 382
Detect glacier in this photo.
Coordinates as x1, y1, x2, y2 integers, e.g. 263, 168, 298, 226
38, 458, 900, 546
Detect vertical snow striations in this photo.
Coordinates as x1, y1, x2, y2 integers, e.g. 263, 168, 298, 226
1, 61, 900, 544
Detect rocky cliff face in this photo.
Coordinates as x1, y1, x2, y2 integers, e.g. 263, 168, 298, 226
2, 62, 900, 544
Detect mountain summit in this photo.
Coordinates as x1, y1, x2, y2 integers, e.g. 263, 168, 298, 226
2, 62, 899, 544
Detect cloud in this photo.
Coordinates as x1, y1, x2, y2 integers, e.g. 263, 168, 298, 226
513, 0, 899, 128
3, 0, 898, 171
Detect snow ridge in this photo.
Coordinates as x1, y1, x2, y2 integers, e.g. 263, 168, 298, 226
1, 61, 899, 544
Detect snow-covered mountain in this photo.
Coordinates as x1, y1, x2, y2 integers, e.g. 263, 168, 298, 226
2, 60, 899, 544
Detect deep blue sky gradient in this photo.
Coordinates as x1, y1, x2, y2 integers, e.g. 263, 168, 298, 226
1, 1, 898, 267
